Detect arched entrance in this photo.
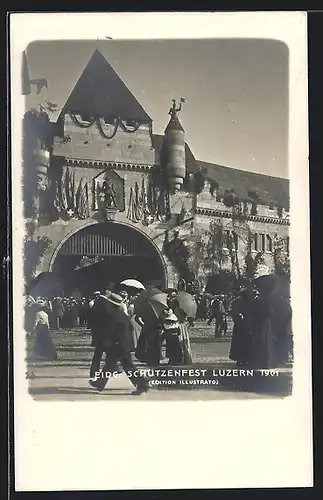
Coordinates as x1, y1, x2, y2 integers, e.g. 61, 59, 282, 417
51, 222, 167, 296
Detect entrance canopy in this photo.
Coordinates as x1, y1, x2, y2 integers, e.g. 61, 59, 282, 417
51, 223, 166, 296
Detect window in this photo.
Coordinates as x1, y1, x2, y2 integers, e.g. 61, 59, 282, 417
266, 235, 273, 252
269, 204, 274, 210
251, 233, 258, 251
233, 232, 238, 249
225, 230, 231, 248
284, 236, 290, 254
259, 234, 266, 252
277, 206, 283, 217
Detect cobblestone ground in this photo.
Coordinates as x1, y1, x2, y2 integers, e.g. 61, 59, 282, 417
26, 320, 292, 400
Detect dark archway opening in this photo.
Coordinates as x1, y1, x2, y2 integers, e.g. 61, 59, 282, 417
51, 223, 166, 296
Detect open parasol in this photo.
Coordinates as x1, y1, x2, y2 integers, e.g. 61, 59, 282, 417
120, 279, 146, 290
133, 287, 168, 323
174, 291, 197, 318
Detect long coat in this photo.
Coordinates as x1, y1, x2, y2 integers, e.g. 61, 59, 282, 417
91, 296, 134, 353
229, 296, 254, 364
249, 289, 292, 369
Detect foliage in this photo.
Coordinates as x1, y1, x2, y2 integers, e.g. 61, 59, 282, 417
244, 232, 265, 282
273, 236, 291, 279
23, 235, 52, 284
22, 107, 54, 219
204, 219, 228, 273
209, 180, 219, 197
163, 231, 195, 283
183, 171, 205, 194
186, 228, 208, 277
205, 270, 236, 295
223, 189, 239, 208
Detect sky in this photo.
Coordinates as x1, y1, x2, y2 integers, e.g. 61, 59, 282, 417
25, 39, 289, 179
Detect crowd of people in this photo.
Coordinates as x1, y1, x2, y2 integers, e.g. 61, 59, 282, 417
25, 274, 292, 394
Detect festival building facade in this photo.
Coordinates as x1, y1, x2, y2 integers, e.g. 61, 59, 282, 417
23, 49, 290, 296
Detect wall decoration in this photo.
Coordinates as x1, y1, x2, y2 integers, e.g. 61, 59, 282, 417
93, 169, 125, 212
127, 176, 154, 224
76, 178, 90, 219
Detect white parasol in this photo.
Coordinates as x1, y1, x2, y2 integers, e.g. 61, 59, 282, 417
120, 279, 146, 290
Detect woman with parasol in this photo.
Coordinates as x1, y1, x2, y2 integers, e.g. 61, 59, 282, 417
133, 288, 168, 365
168, 291, 196, 365
118, 279, 146, 351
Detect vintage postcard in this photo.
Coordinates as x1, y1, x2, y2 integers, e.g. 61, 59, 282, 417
10, 12, 312, 490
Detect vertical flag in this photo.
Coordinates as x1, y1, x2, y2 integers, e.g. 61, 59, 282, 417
60, 167, 68, 211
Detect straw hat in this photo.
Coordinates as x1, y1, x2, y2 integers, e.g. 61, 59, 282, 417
106, 293, 124, 307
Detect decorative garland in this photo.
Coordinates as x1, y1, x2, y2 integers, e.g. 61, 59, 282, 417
70, 113, 96, 128
69, 112, 143, 139
119, 120, 141, 134
97, 117, 119, 139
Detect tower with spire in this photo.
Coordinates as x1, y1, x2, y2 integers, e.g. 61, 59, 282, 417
163, 98, 186, 194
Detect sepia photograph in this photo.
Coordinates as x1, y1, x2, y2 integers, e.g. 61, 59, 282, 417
10, 12, 312, 490
22, 37, 292, 400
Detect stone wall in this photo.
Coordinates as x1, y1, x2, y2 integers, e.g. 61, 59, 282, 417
197, 180, 290, 219
53, 115, 155, 165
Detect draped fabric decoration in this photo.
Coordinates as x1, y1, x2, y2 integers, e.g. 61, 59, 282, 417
119, 120, 141, 134
70, 113, 143, 139
70, 113, 96, 128
53, 178, 63, 213
150, 167, 169, 221
76, 178, 90, 220
64, 167, 76, 216
60, 167, 69, 211
156, 188, 170, 221
126, 187, 136, 222
126, 176, 153, 224
97, 117, 119, 140
146, 174, 154, 214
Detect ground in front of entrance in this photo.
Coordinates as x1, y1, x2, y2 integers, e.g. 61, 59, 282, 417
26, 321, 292, 400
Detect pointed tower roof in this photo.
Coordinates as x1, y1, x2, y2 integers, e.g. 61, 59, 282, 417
165, 114, 185, 133
59, 49, 151, 122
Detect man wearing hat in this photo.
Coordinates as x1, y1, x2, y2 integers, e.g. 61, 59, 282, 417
89, 289, 111, 378
89, 292, 149, 395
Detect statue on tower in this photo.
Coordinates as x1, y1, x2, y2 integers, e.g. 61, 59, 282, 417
169, 97, 185, 119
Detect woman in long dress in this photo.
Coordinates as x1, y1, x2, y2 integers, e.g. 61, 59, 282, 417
229, 289, 254, 366
33, 305, 57, 361
161, 307, 193, 365
127, 294, 142, 351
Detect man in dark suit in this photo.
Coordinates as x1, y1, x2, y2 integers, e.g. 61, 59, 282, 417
89, 290, 108, 379
89, 292, 150, 395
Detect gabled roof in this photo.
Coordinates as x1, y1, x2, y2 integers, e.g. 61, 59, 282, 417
152, 134, 200, 174
198, 160, 289, 209
59, 49, 151, 122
